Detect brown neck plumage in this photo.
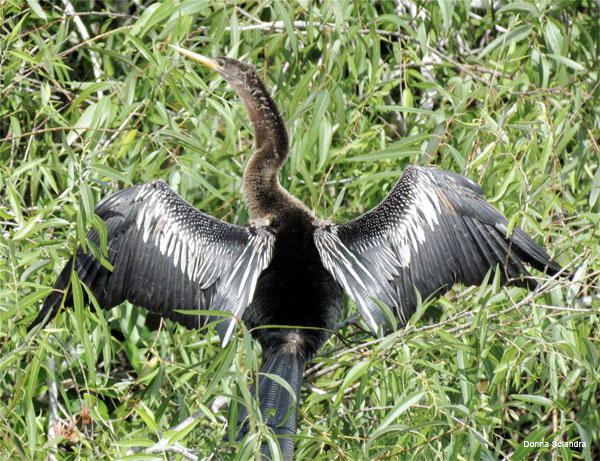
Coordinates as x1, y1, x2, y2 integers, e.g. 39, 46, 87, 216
229, 67, 295, 220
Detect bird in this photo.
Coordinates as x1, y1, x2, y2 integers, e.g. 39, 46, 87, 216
29, 46, 562, 459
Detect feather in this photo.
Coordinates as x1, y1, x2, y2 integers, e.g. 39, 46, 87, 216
315, 165, 561, 333
29, 180, 275, 345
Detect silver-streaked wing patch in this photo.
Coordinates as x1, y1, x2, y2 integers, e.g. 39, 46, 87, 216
59, 179, 274, 346
315, 165, 560, 333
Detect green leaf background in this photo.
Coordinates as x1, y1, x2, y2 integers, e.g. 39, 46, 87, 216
1, 1, 598, 459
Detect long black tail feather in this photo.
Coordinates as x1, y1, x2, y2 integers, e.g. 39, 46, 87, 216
236, 350, 304, 460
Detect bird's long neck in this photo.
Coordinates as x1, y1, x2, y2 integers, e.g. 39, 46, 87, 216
230, 70, 291, 220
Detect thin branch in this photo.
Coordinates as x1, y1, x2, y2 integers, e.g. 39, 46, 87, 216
47, 357, 58, 461
125, 403, 226, 459
60, 0, 104, 99
142, 442, 199, 460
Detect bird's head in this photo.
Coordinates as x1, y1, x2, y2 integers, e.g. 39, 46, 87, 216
170, 45, 255, 88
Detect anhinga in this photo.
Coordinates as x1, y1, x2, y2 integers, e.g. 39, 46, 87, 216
29, 46, 562, 459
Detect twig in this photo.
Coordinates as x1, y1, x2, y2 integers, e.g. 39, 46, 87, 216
0, 126, 131, 143
141, 441, 199, 460
100, 101, 146, 153
125, 405, 219, 459
0, 25, 132, 97
60, 0, 104, 99
47, 357, 58, 461
189, 20, 501, 88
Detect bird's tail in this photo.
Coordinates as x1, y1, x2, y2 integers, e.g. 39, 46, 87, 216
236, 350, 304, 460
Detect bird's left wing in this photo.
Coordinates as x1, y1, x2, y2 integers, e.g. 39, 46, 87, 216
314, 165, 561, 333
29, 180, 275, 346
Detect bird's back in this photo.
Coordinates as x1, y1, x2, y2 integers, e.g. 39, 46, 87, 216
243, 208, 343, 358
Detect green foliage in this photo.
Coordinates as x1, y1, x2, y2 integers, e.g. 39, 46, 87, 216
1, 1, 599, 459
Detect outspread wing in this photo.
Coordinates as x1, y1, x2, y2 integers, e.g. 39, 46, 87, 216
314, 165, 561, 333
29, 179, 274, 346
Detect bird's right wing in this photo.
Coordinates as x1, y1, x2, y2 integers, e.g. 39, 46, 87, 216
314, 165, 561, 334
29, 180, 275, 346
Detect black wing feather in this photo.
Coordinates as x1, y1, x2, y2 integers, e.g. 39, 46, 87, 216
29, 180, 274, 345
314, 165, 561, 332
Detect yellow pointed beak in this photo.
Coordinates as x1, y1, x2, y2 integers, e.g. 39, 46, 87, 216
169, 45, 224, 72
